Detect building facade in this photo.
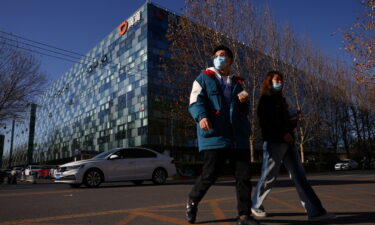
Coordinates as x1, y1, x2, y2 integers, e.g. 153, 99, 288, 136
2, 2, 358, 168
25, 3, 195, 164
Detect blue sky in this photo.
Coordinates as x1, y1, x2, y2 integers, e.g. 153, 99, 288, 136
0, 0, 363, 84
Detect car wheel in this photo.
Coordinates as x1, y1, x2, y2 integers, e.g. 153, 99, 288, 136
152, 168, 167, 185
132, 180, 144, 185
83, 169, 103, 188
69, 183, 81, 188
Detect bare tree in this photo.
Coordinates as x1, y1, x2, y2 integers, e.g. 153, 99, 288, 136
0, 41, 46, 123
342, 0, 375, 84
166, 0, 275, 161
165, 0, 375, 163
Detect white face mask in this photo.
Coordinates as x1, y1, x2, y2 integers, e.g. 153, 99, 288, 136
272, 83, 282, 91
213, 56, 227, 70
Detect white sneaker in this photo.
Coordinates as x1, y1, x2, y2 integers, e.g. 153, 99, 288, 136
308, 212, 336, 221
251, 206, 267, 217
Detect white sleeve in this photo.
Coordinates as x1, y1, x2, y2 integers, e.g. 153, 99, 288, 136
189, 80, 203, 105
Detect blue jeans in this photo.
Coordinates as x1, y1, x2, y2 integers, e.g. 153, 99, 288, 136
252, 142, 326, 217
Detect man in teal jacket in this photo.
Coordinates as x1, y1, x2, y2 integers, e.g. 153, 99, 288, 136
186, 45, 258, 225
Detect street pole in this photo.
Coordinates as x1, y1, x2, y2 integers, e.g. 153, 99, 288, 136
27, 104, 37, 165
8, 119, 15, 169
0, 135, 4, 168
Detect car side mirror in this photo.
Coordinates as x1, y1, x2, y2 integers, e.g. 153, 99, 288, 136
109, 154, 119, 160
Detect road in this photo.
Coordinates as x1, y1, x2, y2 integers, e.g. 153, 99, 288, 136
0, 170, 374, 225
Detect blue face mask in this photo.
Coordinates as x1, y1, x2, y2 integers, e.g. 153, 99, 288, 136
272, 83, 282, 91
213, 56, 227, 70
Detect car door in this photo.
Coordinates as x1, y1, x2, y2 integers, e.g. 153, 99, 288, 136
131, 148, 158, 179
107, 149, 136, 181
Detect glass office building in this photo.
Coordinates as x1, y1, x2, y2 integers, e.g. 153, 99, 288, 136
28, 2, 196, 164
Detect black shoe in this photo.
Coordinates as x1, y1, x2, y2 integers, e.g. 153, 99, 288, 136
185, 199, 198, 224
237, 215, 260, 225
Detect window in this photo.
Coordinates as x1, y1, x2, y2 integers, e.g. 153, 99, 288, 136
117, 94, 127, 110
124, 148, 157, 158
114, 149, 127, 159
138, 126, 147, 135
101, 54, 108, 62
115, 124, 127, 140
87, 66, 93, 73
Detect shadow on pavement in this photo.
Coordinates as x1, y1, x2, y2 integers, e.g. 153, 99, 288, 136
196, 218, 237, 224
258, 211, 375, 224
188, 211, 375, 225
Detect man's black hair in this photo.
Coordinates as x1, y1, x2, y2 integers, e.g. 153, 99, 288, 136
213, 45, 233, 59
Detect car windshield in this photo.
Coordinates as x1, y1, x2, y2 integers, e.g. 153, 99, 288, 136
92, 150, 117, 159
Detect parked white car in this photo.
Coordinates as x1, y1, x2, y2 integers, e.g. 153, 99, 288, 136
24, 165, 42, 176
334, 159, 359, 171
54, 147, 176, 188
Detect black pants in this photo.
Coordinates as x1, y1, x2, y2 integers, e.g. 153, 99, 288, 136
188, 148, 252, 216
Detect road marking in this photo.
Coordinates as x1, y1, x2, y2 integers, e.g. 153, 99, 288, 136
0, 209, 130, 225
146, 209, 237, 212
115, 214, 138, 225
131, 211, 189, 225
267, 196, 305, 213
322, 185, 375, 195
0, 197, 234, 225
270, 188, 295, 194
209, 200, 231, 225
317, 192, 375, 209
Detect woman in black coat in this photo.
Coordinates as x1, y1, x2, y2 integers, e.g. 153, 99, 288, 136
251, 71, 335, 222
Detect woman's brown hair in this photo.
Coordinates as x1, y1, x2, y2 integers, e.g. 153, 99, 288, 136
261, 71, 284, 95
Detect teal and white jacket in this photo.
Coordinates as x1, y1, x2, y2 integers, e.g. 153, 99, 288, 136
188, 67, 250, 151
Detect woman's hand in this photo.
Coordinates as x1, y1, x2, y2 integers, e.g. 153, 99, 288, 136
199, 118, 212, 131
238, 91, 249, 103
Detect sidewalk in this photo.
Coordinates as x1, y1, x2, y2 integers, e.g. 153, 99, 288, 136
1, 176, 55, 186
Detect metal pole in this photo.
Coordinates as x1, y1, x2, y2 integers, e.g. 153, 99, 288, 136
0, 135, 4, 168
8, 119, 15, 169
27, 104, 37, 165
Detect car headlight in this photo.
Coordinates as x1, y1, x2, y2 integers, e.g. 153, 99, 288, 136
66, 165, 85, 171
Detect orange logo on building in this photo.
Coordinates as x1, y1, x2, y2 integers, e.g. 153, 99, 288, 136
118, 21, 128, 35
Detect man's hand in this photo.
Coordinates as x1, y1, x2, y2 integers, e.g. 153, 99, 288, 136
199, 118, 212, 131
238, 91, 249, 103
283, 133, 293, 143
